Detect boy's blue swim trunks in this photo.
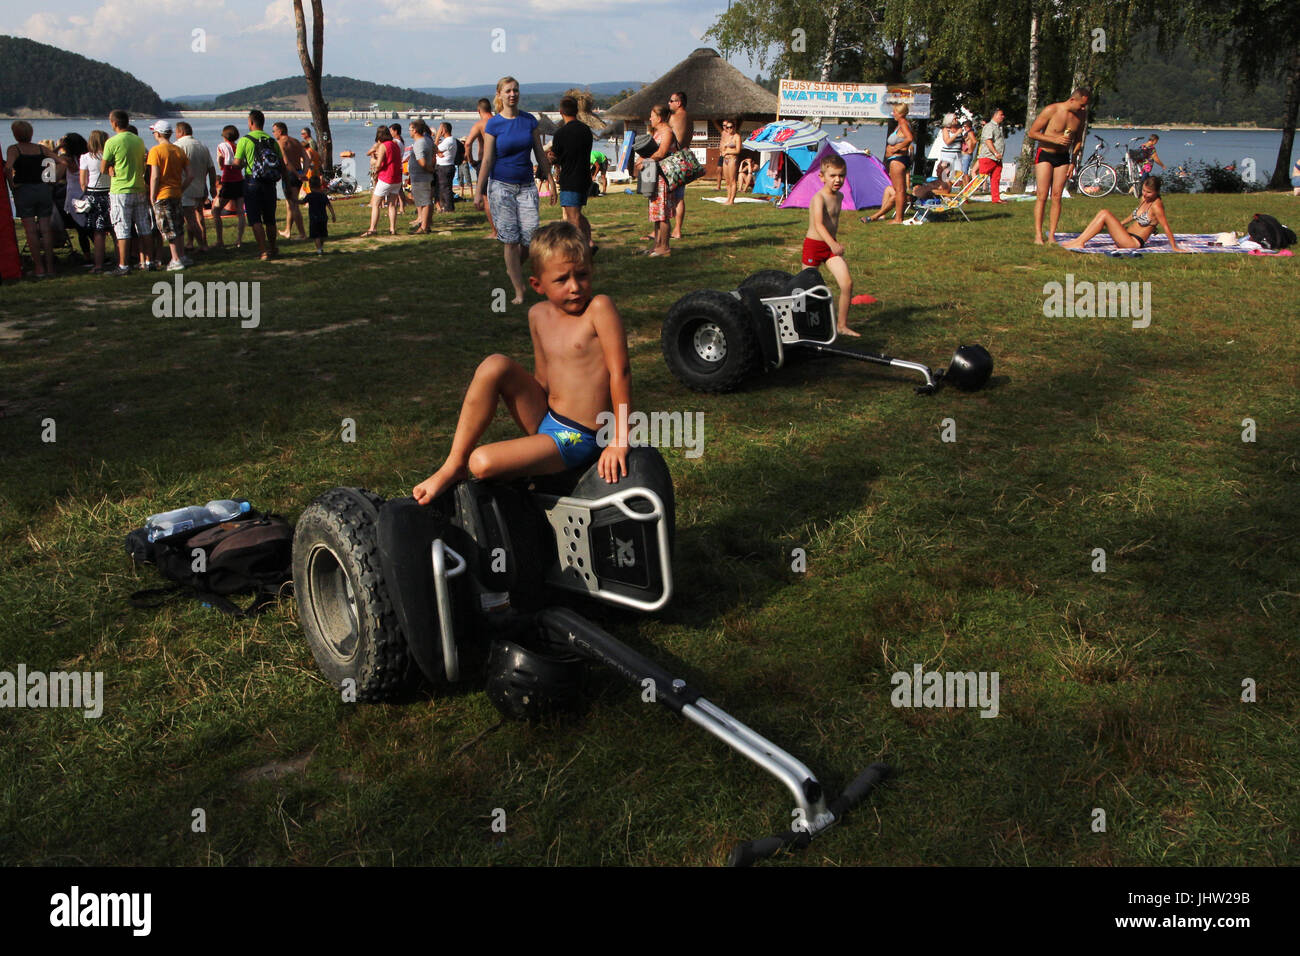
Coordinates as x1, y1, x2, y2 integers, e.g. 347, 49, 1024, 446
538, 408, 600, 469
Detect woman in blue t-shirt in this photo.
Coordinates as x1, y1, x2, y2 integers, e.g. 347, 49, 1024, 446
474, 76, 556, 305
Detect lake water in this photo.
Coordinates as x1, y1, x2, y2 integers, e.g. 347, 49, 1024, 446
11, 116, 621, 190
828, 125, 1295, 185
10, 117, 1298, 189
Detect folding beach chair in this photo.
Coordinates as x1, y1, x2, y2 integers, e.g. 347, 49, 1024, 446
904, 173, 988, 225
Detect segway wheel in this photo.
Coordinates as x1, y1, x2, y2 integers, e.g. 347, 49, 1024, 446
662, 290, 759, 393
738, 269, 795, 300
292, 488, 416, 700
484, 639, 585, 721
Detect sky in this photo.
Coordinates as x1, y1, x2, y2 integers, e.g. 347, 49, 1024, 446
14, 0, 764, 97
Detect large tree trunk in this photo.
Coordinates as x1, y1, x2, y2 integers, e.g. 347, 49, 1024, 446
1269, 46, 1300, 190
1072, 62, 1092, 188
293, 0, 334, 170
818, 3, 841, 83
807, 1, 843, 128
1013, 10, 1041, 192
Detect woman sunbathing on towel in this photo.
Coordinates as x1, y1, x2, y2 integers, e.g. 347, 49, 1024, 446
1062, 176, 1184, 251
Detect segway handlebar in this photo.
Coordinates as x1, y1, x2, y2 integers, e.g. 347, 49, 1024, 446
798, 342, 939, 394
727, 763, 891, 867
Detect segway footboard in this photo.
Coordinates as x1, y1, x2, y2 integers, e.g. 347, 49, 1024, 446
533, 448, 675, 613
538, 607, 889, 865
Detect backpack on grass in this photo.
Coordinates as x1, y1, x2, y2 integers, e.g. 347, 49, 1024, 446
126, 513, 294, 617
1246, 213, 1296, 250
244, 134, 284, 184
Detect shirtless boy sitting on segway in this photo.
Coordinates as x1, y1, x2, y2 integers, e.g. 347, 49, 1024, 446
1027, 86, 1090, 246
413, 221, 631, 505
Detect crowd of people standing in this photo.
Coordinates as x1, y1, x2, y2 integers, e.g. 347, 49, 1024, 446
4, 108, 337, 275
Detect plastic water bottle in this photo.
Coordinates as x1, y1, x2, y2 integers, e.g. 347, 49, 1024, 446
146, 499, 251, 542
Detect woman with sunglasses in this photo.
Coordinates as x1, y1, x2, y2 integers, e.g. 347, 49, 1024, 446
719, 119, 742, 205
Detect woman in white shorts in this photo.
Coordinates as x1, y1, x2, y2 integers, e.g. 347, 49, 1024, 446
363, 127, 403, 236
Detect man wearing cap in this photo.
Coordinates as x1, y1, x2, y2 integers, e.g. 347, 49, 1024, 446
145, 119, 192, 270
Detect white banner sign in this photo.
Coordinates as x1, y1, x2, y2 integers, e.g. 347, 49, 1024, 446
778, 80, 932, 120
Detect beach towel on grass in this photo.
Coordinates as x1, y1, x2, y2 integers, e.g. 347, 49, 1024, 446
1056, 233, 1262, 254
701, 196, 769, 204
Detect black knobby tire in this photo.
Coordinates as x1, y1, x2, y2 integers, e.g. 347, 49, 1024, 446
662, 290, 759, 393
738, 269, 795, 300
293, 487, 415, 700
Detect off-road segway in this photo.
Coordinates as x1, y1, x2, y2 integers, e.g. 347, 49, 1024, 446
292, 447, 888, 865
662, 268, 993, 395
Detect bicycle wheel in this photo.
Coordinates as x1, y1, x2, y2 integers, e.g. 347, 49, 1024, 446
1077, 163, 1117, 197
1115, 164, 1134, 197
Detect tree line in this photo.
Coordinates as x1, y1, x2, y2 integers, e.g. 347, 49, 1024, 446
708, 1, 1299, 188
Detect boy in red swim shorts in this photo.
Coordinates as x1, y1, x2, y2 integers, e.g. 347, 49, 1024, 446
801, 153, 858, 336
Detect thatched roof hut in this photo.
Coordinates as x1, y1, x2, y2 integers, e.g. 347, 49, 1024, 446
604, 48, 777, 124
603, 48, 778, 168
563, 88, 605, 131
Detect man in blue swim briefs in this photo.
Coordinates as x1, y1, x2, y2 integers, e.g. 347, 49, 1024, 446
1027, 87, 1090, 246
413, 221, 632, 505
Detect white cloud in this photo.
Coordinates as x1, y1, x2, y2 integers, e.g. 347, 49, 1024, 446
369, 0, 687, 27
20, 1, 217, 59
241, 1, 296, 35
9, 0, 753, 98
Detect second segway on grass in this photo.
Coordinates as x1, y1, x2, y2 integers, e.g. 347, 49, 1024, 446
662, 268, 993, 395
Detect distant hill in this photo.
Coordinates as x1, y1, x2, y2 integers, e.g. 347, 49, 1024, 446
0, 35, 169, 116
1099, 34, 1286, 128
206, 76, 646, 113
417, 81, 643, 111
212, 75, 451, 111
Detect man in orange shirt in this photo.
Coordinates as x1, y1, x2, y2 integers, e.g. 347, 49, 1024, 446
146, 120, 192, 270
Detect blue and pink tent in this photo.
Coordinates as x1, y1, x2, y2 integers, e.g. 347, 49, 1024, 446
746, 120, 827, 198
777, 143, 891, 211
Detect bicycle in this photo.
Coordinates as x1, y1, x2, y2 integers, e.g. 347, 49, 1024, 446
1116, 136, 1153, 197
1074, 135, 1119, 197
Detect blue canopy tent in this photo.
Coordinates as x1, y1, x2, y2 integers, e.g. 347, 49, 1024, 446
744, 120, 828, 199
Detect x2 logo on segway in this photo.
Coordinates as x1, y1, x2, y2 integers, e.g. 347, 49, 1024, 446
593, 520, 649, 588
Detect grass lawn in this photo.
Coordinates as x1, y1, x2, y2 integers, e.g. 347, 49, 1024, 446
0, 184, 1296, 866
